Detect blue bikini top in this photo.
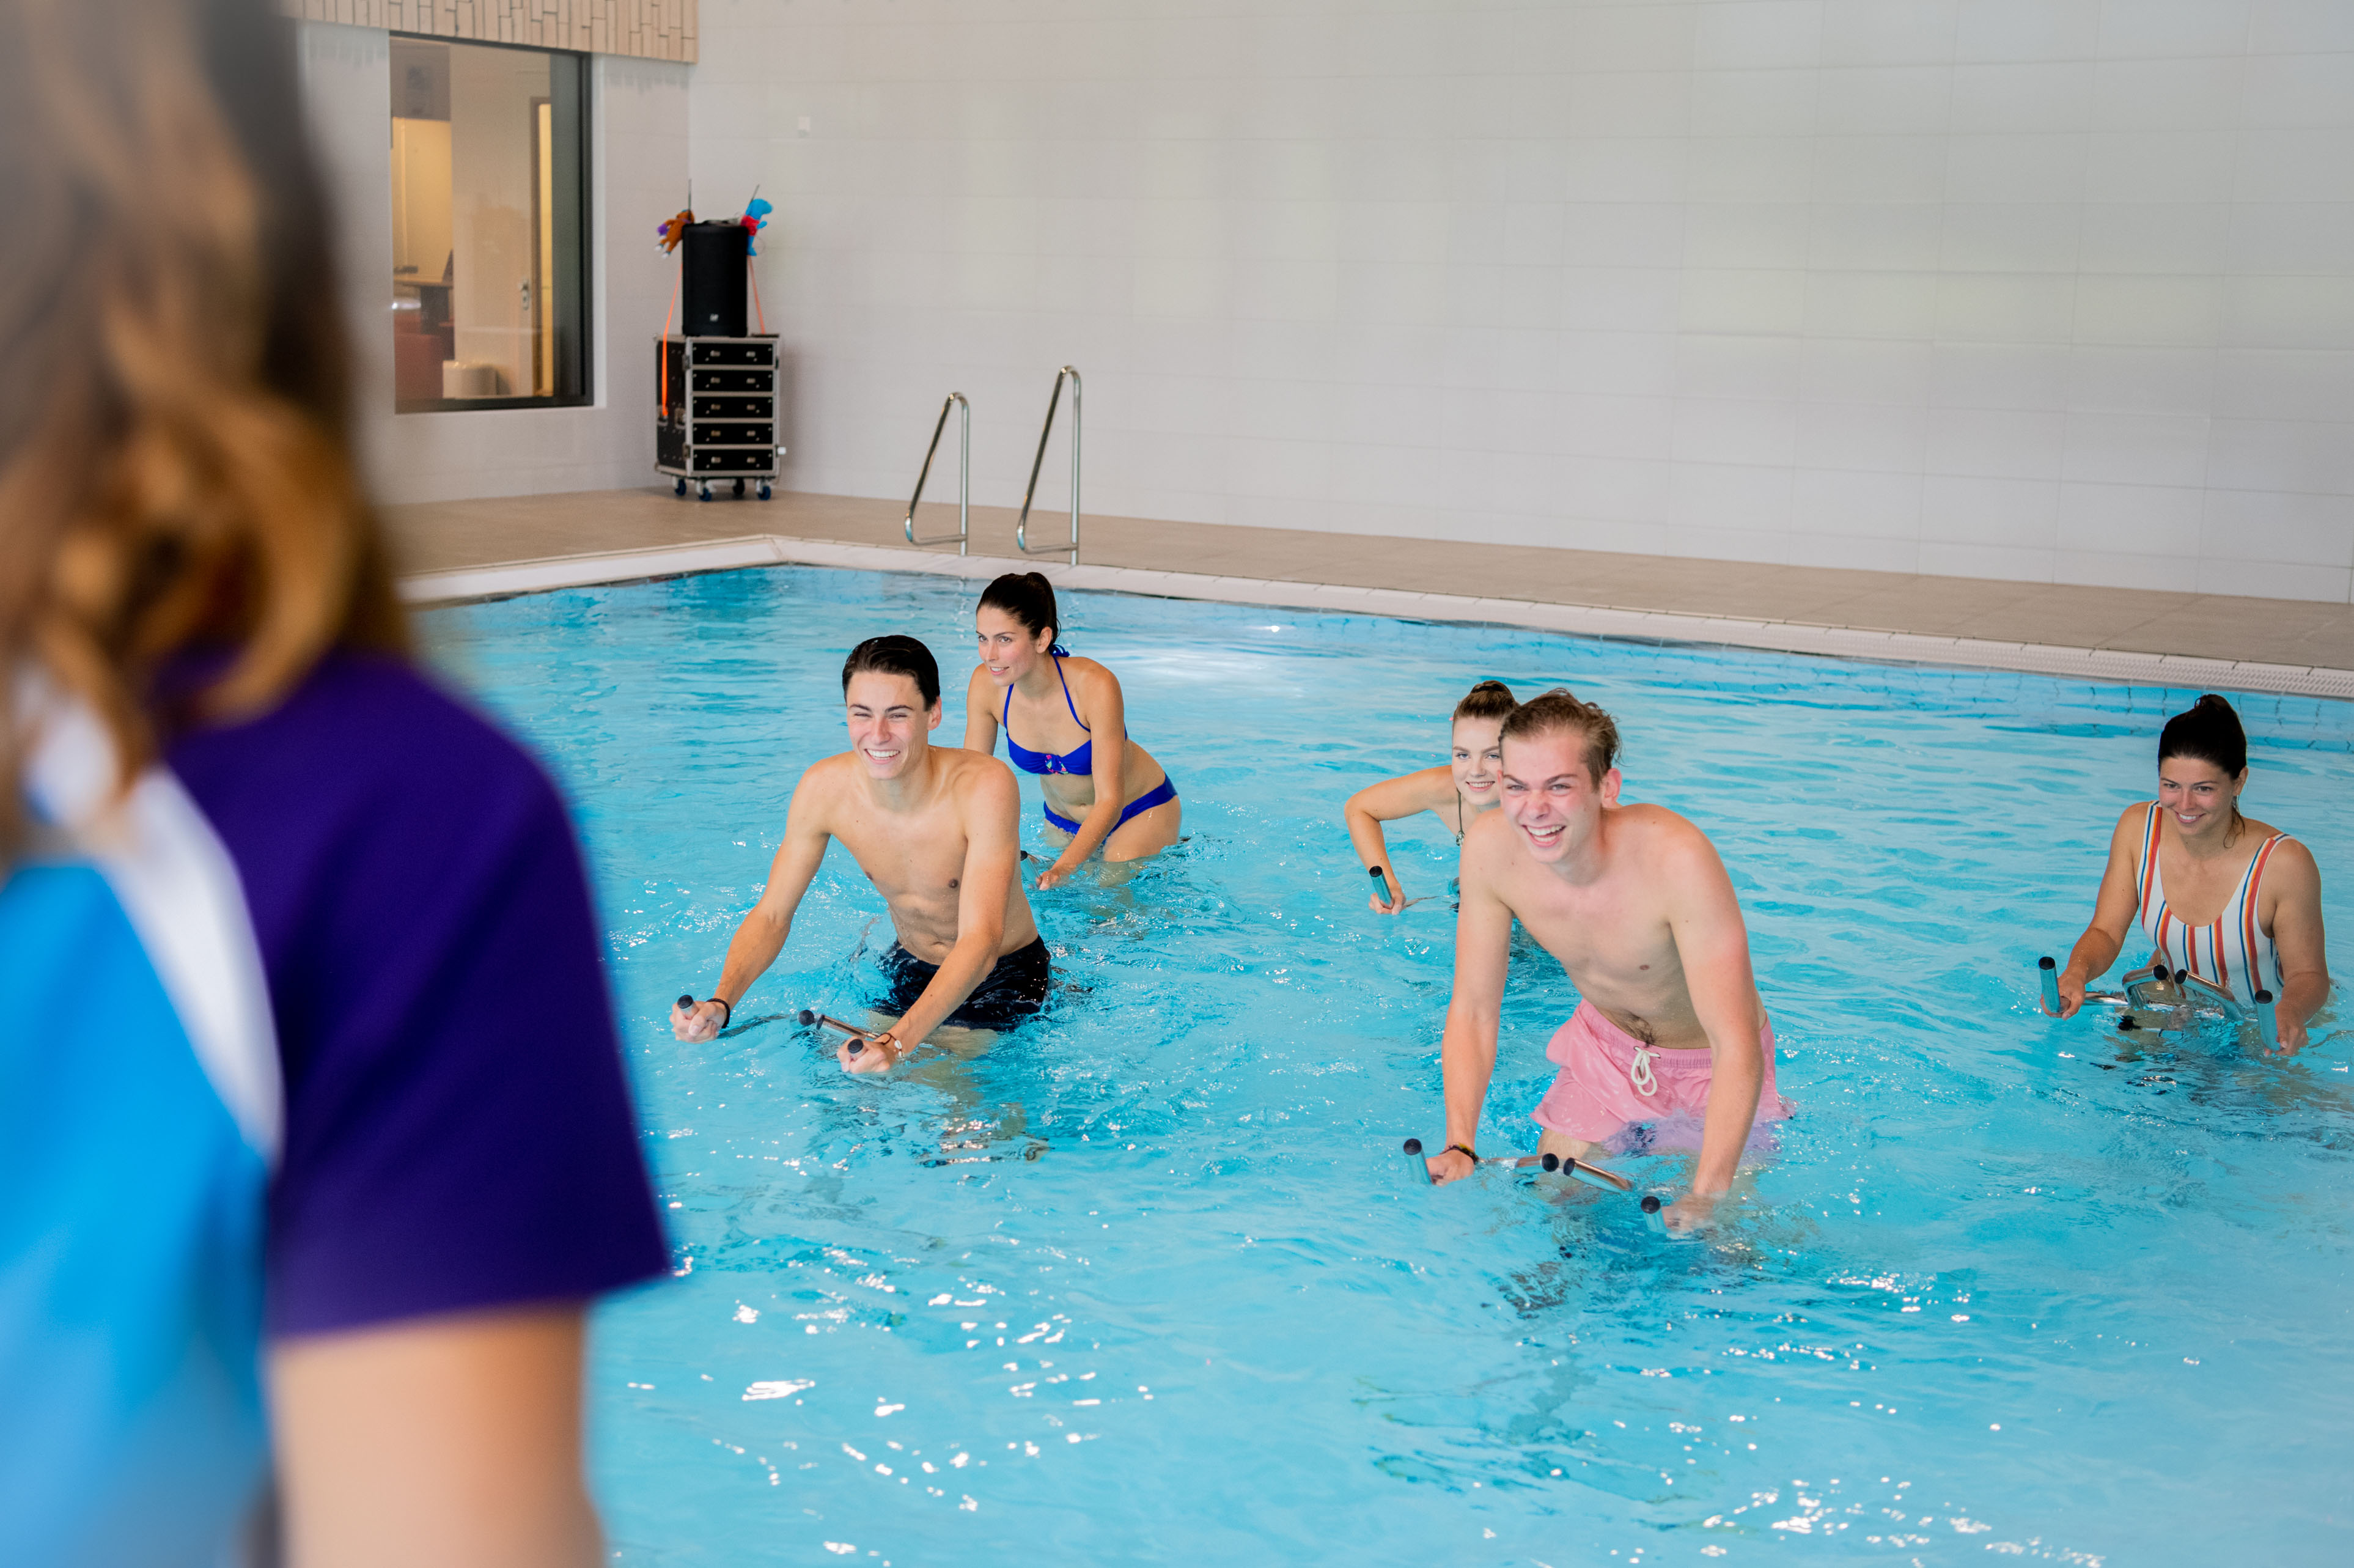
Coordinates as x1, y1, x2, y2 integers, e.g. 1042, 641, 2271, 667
1002, 647, 1109, 776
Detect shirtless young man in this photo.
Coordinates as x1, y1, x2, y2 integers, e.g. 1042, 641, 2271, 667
671, 636, 1046, 1072
1425, 690, 1790, 1230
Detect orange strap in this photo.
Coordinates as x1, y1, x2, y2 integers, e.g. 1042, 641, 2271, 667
749, 256, 767, 335
658, 265, 679, 419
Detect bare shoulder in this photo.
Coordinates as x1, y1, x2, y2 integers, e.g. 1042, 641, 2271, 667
2109, 801, 2153, 844
1458, 801, 1518, 876
965, 661, 998, 700
791, 752, 858, 820
1616, 801, 1719, 861
2262, 832, 2322, 892
946, 746, 1020, 809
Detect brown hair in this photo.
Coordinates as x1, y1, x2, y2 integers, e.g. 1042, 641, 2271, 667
2159, 693, 2248, 778
977, 571, 1061, 648
0, 0, 405, 853
842, 635, 941, 708
1451, 679, 1517, 724
2159, 693, 2248, 838
1499, 687, 1620, 782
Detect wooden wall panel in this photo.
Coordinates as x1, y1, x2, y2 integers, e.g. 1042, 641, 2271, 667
284, 1, 696, 64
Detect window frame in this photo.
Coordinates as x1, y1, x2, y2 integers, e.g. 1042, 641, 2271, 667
389, 34, 593, 415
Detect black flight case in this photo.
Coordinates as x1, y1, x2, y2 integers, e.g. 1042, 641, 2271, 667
657, 334, 782, 501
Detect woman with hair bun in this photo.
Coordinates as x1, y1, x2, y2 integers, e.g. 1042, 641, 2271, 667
2049, 694, 2330, 1050
1344, 680, 1517, 913
963, 572, 1179, 885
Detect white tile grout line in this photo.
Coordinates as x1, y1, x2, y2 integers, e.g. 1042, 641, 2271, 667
398, 534, 2354, 704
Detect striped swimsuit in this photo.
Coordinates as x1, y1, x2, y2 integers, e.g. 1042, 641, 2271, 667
2133, 801, 2290, 1007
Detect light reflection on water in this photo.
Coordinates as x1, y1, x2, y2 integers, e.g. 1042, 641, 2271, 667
425, 565, 2353, 1566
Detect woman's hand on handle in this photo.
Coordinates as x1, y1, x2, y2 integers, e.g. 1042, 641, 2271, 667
2051, 963, 2088, 1019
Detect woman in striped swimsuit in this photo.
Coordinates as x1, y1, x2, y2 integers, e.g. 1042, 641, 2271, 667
2049, 695, 2330, 1051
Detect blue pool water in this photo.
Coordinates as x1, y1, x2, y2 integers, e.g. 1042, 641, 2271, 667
424, 565, 2354, 1565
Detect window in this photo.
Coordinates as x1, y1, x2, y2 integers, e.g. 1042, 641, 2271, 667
389, 36, 589, 411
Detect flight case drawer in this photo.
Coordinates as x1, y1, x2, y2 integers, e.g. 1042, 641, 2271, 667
690, 448, 773, 474
690, 340, 775, 367
693, 394, 770, 419
693, 422, 773, 447
691, 367, 773, 393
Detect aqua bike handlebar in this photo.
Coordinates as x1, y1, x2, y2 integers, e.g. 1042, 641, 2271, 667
2060, 960, 2280, 1048
2038, 957, 2061, 1014
1400, 1137, 1635, 1194
797, 1008, 880, 1055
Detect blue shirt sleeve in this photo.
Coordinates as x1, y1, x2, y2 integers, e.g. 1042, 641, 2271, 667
167, 652, 669, 1336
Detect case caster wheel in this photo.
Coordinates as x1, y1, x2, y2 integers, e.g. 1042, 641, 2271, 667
673, 476, 686, 496
733, 476, 746, 498
697, 482, 712, 502
757, 482, 772, 501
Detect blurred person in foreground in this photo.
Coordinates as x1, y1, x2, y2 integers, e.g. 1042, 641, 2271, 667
0, 2, 666, 1565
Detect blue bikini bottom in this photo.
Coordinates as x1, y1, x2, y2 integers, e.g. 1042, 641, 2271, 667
1042, 775, 1177, 836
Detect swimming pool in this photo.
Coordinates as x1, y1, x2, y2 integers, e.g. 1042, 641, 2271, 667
425, 564, 2354, 1566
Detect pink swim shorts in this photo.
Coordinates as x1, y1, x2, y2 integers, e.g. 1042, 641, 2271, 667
1530, 1000, 1792, 1150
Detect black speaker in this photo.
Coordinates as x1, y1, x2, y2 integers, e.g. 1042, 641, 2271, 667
680, 221, 749, 337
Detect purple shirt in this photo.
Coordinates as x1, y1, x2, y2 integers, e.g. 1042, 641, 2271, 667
167, 652, 667, 1336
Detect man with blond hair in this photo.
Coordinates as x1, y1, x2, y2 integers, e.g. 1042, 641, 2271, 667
1424, 689, 1790, 1229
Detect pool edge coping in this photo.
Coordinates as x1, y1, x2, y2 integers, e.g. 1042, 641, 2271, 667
397, 534, 2354, 704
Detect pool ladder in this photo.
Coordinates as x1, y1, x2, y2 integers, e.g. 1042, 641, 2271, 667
1015, 366, 1080, 565
901, 366, 1081, 564
903, 391, 969, 554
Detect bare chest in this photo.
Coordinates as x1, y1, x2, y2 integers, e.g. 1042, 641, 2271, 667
836, 801, 968, 905
1508, 869, 1683, 1001
2152, 842, 2262, 928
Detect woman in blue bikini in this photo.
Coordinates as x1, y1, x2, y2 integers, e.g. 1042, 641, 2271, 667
963, 573, 1180, 888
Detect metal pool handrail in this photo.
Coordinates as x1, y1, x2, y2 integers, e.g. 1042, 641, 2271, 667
1015, 366, 1080, 565
904, 392, 970, 554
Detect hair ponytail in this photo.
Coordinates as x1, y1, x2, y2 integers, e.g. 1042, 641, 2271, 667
2159, 694, 2248, 778
978, 571, 1061, 649
2159, 693, 2249, 836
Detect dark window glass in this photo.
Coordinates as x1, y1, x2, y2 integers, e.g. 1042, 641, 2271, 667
390, 37, 589, 411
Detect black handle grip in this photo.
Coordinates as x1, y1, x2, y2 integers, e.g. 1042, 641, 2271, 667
2038, 956, 2055, 971
1540, 1152, 1560, 1172
1640, 1194, 1662, 1213
676, 993, 695, 1010
1401, 1137, 1422, 1156
1369, 865, 1386, 879
847, 1037, 865, 1056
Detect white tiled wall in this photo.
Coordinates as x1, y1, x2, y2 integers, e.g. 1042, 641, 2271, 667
299, 23, 690, 504
689, 0, 2353, 601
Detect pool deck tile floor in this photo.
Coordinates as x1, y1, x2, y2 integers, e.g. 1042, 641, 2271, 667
387, 487, 2354, 700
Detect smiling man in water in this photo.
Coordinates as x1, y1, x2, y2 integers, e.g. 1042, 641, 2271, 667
1425, 689, 1789, 1229
672, 635, 1046, 1069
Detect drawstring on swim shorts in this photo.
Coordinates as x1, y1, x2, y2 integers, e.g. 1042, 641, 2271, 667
1628, 1043, 1658, 1097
